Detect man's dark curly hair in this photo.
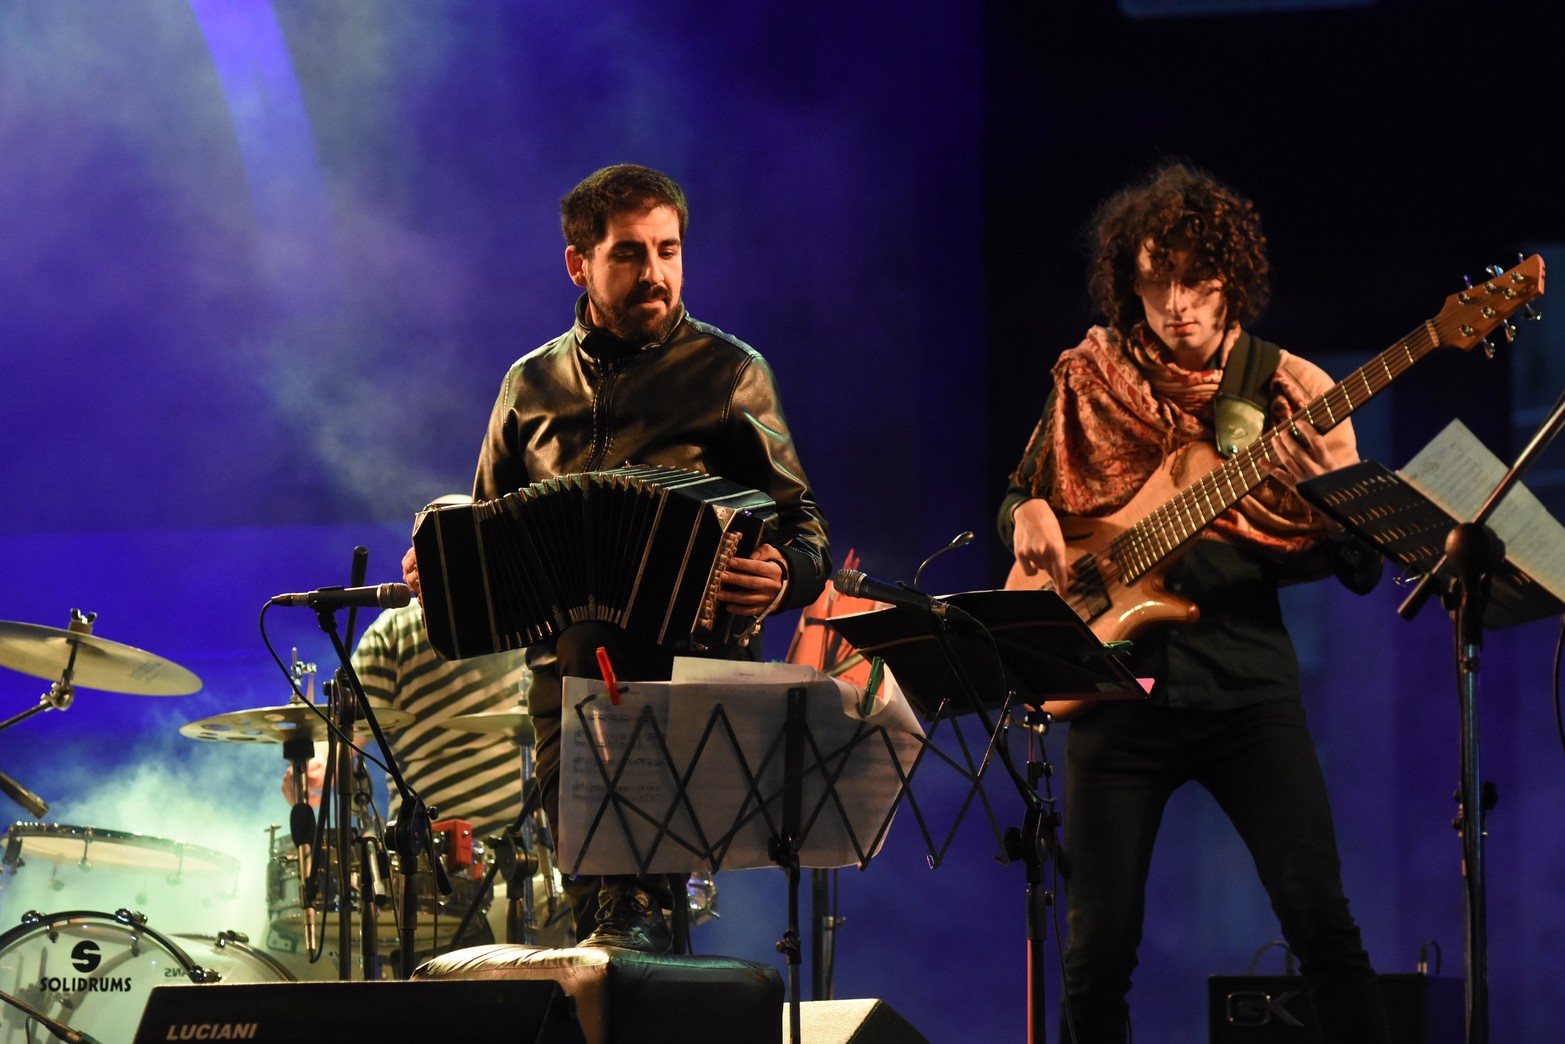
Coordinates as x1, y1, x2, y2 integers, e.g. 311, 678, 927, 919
560, 164, 689, 255
1086, 161, 1269, 338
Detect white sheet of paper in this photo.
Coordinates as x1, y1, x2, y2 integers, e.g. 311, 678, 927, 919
558, 660, 924, 875
1401, 419, 1565, 598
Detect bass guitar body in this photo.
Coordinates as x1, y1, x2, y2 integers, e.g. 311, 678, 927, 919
1004, 441, 1223, 720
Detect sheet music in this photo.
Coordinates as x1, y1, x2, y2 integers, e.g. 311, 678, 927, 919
558, 660, 924, 875
1401, 419, 1565, 599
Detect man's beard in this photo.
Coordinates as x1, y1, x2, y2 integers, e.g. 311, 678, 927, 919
590, 285, 681, 345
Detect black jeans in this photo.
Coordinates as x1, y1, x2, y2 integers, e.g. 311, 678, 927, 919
1059, 700, 1390, 1043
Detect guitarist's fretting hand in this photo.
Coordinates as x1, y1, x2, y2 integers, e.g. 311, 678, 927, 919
1011, 497, 1072, 594
1269, 416, 1342, 489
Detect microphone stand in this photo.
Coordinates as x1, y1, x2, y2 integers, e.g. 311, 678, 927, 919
1396, 387, 1565, 1044
354, 756, 392, 981
331, 673, 358, 980
309, 604, 449, 979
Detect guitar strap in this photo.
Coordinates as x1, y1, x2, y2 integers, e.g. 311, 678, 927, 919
1213, 330, 1281, 457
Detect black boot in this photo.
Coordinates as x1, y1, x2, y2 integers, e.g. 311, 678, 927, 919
579, 880, 673, 953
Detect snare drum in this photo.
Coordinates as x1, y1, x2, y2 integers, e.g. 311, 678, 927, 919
264, 829, 339, 931
0, 823, 239, 934
0, 909, 292, 1044
265, 822, 491, 954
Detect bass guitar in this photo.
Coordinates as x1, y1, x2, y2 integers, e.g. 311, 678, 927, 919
1004, 255, 1546, 719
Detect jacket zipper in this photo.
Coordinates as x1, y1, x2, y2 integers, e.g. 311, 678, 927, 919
587, 360, 621, 471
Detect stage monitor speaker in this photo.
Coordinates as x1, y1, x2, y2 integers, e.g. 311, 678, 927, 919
793, 998, 930, 1044
1208, 973, 1463, 1044
132, 978, 582, 1044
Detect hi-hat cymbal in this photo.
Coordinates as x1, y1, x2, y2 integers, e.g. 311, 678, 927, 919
0, 620, 202, 696
443, 705, 534, 743
178, 701, 414, 745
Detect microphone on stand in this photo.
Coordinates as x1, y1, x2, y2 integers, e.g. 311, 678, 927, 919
285, 740, 318, 954
269, 584, 412, 610
832, 568, 975, 624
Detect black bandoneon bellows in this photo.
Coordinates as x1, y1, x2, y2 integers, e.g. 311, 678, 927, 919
413, 465, 777, 659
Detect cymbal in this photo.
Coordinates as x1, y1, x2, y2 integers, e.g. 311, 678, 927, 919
0, 620, 201, 696
443, 705, 534, 742
178, 701, 414, 745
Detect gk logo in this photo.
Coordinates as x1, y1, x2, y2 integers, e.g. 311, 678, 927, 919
1225, 989, 1305, 1027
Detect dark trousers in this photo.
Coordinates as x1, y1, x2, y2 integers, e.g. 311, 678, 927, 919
530, 621, 686, 948
1059, 700, 1390, 1044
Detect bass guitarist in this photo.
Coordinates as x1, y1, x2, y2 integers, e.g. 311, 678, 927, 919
998, 161, 1390, 1043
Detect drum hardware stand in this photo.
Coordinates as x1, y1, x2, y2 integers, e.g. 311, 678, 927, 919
0, 767, 47, 821
0, 612, 89, 821
0, 605, 202, 819
451, 777, 546, 947
444, 707, 556, 948
0, 609, 91, 736
0, 606, 199, 819
1297, 388, 1565, 1044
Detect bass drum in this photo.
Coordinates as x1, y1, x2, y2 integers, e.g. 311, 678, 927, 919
0, 910, 292, 1044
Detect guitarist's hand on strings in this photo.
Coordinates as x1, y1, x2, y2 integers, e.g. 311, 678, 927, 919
1269, 416, 1340, 488
1011, 497, 1072, 594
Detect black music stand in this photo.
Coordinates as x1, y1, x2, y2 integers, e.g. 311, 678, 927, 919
1299, 412, 1565, 1044
556, 666, 921, 1044
826, 589, 1149, 1044
825, 589, 1149, 718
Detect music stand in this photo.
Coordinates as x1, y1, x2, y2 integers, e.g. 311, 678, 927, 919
825, 589, 1149, 718
827, 589, 1149, 1044
1299, 414, 1565, 1044
557, 661, 922, 1044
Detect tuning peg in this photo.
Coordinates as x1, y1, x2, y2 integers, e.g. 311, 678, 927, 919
1462, 274, 1474, 289
1502, 320, 1517, 343
1485, 264, 1503, 278
1480, 337, 1495, 359
1524, 304, 1543, 321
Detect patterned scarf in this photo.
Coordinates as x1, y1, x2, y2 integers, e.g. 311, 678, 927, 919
1018, 324, 1328, 557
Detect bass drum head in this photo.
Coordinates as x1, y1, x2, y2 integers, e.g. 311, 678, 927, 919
0, 911, 292, 1044
0, 822, 241, 934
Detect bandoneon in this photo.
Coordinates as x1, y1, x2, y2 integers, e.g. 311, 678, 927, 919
413, 464, 778, 659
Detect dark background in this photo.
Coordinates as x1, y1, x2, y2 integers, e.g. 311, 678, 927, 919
2, 1, 1562, 1040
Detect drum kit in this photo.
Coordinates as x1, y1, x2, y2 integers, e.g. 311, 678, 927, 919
0, 611, 566, 1044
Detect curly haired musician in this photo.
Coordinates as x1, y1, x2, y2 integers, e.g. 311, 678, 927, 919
998, 162, 1390, 1042
405, 164, 831, 955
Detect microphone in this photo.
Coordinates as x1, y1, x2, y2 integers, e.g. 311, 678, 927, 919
832, 568, 973, 623
269, 583, 412, 609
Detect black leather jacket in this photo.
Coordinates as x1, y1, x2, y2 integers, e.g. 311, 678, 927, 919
474, 297, 832, 617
